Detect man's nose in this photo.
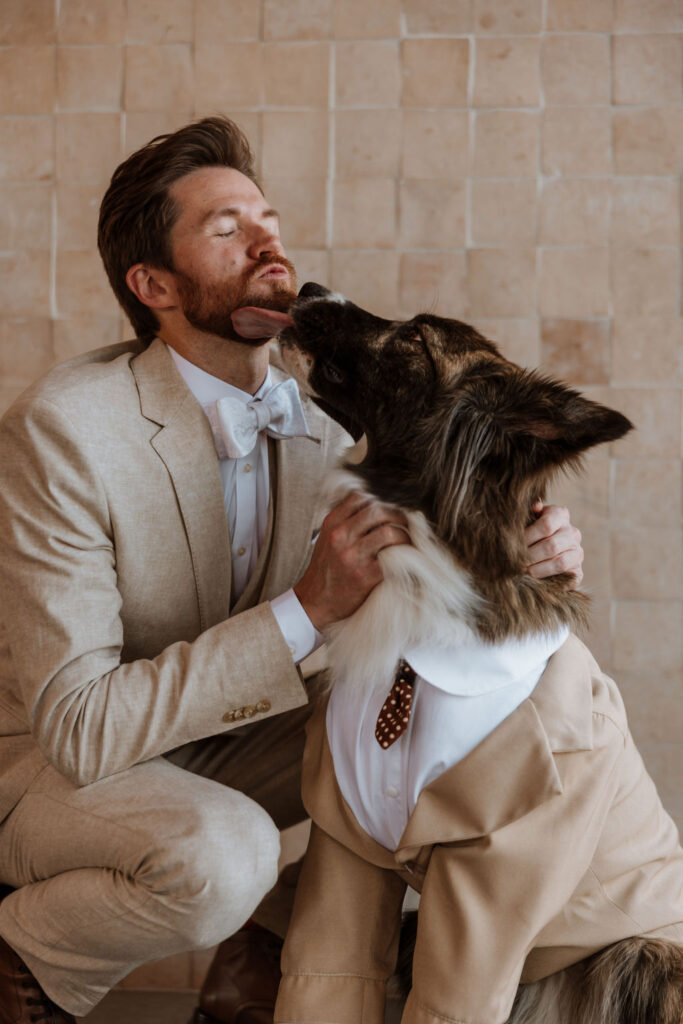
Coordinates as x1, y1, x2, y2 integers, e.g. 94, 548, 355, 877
246, 222, 284, 260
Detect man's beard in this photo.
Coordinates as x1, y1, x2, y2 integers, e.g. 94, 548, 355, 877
175, 253, 298, 345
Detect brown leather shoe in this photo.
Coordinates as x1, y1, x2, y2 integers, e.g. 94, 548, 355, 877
189, 924, 283, 1024
0, 934, 76, 1024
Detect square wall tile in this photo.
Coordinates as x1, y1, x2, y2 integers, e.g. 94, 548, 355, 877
286, 250, 330, 289
541, 35, 610, 106
402, 110, 470, 179
402, 0, 472, 34
612, 317, 683, 385
0, 318, 54, 386
263, 0, 332, 40
618, 671, 683, 747
473, 110, 539, 176
263, 43, 330, 107
260, 179, 327, 249
401, 39, 469, 108
613, 458, 682, 527
331, 251, 400, 319
399, 180, 466, 249
56, 113, 122, 184
613, 108, 683, 176
612, 527, 682, 600
467, 248, 536, 317
262, 112, 329, 178
539, 249, 609, 318
0, 0, 56, 44
0, 47, 55, 114
470, 179, 537, 247
0, 252, 50, 316
610, 180, 680, 247
58, 0, 126, 44
603, 387, 681, 459
546, 0, 613, 31
472, 317, 540, 367
0, 117, 54, 181
474, 38, 541, 108
539, 180, 610, 247
542, 108, 611, 176
194, 44, 263, 110
399, 252, 468, 319
333, 179, 397, 248
57, 184, 102, 251
53, 316, 122, 362
335, 110, 401, 178
611, 249, 680, 318
0, 185, 52, 250
125, 45, 193, 112
125, 0, 193, 43
614, 0, 683, 32
613, 601, 683, 673
195, 0, 261, 44
540, 319, 610, 385
57, 46, 123, 112
57, 251, 120, 317
473, 0, 542, 33
333, 0, 400, 37
335, 42, 400, 108
613, 35, 683, 106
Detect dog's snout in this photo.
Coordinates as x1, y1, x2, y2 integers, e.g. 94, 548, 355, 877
298, 281, 330, 300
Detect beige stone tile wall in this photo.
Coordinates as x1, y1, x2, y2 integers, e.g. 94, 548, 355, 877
1, 0, 682, 991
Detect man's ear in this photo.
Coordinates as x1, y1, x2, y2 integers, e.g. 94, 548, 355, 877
125, 264, 178, 311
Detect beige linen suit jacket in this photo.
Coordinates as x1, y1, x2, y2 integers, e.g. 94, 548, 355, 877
275, 636, 683, 1024
0, 338, 348, 821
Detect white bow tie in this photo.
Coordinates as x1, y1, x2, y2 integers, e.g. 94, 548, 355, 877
206, 378, 312, 460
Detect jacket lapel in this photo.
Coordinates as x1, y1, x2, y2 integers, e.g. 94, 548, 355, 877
395, 635, 594, 857
255, 366, 327, 602
131, 339, 232, 631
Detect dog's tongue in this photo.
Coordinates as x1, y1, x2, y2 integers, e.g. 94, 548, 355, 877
230, 306, 294, 339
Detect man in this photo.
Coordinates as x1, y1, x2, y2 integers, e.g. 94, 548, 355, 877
0, 117, 583, 1024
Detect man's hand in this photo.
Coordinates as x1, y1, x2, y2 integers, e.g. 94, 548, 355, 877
525, 501, 584, 588
294, 492, 409, 631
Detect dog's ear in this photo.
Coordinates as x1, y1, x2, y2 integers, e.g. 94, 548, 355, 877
496, 371, 633, 464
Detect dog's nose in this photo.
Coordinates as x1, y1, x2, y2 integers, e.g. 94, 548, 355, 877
298, 281, 330, 299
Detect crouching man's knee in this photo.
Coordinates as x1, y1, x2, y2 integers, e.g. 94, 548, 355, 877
141, 792, 281, 950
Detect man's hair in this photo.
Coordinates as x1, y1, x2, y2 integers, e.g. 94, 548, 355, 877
97, 116, 260, 341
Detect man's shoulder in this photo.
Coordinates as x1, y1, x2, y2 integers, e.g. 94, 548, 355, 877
2, 339, 149, 430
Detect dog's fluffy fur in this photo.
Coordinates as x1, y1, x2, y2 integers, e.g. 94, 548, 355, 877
278, 283, 683, 1024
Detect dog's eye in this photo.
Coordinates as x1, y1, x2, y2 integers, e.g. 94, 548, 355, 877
322, 363, 345, 385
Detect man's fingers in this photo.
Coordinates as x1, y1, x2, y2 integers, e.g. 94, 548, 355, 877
357, 523, 411, 560
524, 503, 570, 547
527, 546, 584, 580
527, 524, 582, 567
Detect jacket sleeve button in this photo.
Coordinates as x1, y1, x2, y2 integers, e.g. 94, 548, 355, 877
255, 700, 271, 713
222, 710, 235, 723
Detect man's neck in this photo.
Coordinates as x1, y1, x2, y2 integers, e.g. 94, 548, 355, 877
158, 324, 271, 395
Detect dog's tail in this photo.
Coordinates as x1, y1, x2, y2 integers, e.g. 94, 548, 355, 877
508, 937, 683, 1024
395, 916, 683, 1024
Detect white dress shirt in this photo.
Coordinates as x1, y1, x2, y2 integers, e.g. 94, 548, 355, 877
167, 344, 319, 663
326, 627, 569, 851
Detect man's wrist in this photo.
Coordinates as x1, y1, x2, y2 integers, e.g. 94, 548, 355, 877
270, 589, 324, 664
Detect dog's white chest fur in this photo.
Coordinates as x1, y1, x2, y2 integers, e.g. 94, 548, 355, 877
323, 468, 481, 694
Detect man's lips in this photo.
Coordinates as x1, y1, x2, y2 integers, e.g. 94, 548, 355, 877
256, 263, 290, 280
231, 306, 295, 339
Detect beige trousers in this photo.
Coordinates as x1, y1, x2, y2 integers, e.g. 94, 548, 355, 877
0, 701, 312, 1017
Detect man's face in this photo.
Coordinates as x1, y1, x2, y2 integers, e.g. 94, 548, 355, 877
168, 166, 297, 344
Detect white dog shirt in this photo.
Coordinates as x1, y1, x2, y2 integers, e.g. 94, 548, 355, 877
326, 627, 569, 851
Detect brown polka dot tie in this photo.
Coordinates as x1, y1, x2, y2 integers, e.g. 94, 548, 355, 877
375, 659, 417, 749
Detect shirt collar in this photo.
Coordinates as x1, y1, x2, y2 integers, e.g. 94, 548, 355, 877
166, 343, 272, 407
404, 627, 570, 696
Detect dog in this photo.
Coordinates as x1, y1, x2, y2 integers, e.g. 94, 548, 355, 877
262, 283, 683, 1024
